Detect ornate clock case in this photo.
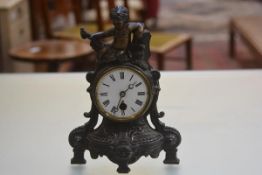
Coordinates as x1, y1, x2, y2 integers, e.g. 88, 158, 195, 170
69, 6, 181, 173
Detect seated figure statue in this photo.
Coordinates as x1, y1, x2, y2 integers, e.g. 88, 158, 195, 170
81, 6, 151, 69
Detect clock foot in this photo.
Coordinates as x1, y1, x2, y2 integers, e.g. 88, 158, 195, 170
161, 126, 181, 164
117, 164, 130, 173
71, 149, 86, 164
163, 148, 180, 164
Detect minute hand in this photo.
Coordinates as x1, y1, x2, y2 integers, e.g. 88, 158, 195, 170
116, 81, 137, 110
124, 81, 137, 93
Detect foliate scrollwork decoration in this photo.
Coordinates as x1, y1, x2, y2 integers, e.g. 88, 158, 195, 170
69, 71, 99, 164
149, 69, 181, 164
86, 118, 164, 173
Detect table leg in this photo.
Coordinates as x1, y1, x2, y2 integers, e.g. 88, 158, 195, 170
34, 64, 48, 72
185, 39, 192, 70
157, 53, 164, 70
48, 62, 59, 72
229, 24, 236, 59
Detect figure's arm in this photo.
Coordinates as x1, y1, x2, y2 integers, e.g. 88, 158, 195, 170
91, 28, 115, 40
81, 28, 115, 51
80, 27, 114, 40
129, 22, 145, 41
129, 22, 152, 63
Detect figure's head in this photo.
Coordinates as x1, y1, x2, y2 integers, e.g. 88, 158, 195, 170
110, 6, 129, 29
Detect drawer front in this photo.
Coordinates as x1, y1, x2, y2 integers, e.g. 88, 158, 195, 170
8, 0, 30, 24
9, 18, 31, 47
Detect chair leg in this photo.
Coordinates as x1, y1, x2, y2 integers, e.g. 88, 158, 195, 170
229, 26, 236, 59
156, 53, 164, 70
34, 64, 48, 72
48, 62, 59, 72
58, 62, 74, 72
185, 39, 192, 70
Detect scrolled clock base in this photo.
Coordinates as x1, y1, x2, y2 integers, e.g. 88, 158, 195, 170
69, 116, 181, 173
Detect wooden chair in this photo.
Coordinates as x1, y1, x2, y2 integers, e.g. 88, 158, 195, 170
39, 0, 145, 39
41, 0, 112, 40
110, 0, 193, 70
150, 32, 192, 70
229, 16, 262, 62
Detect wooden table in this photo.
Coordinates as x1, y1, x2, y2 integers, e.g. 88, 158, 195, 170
1, 71, 262, 174
9, 40, 93, 72
229, 16, 262, 61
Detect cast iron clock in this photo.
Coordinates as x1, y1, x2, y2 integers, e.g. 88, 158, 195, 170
69, 6, 181, 173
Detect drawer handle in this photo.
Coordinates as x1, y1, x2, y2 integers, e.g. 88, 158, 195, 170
17, 7, 23, 18
19, 29, 24, 35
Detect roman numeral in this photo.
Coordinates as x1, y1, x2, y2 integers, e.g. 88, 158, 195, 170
138, 92, 145, 96
103, 83, 110, 87
135, 99, 143, 106
109, 74, 116, 81
120, 72, 124, 79
100, 92, 108, 96
103, 100, 110, 107
129, 74, 134, 81
135, 82, 142, 87
111, 106, 118, 114
131, 107, 136, 112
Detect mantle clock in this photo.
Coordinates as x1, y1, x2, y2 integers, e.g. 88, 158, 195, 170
69, 6, 181, 173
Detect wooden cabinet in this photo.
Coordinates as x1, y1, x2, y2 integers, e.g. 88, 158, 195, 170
0, 0, 32, 72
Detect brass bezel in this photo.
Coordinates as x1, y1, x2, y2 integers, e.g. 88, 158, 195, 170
94, 65, 153, 122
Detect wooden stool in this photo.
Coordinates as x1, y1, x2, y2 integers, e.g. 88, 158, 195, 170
9, 40, 93, 72
150, 32, 193, 70
229, 16, 262, 60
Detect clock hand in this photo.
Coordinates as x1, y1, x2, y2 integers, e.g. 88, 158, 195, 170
124, 81, 137, 93
119, 101, 127, 116
116, 90, 126, 110
116, 81, 137, 111
119, 101, 127, 110
116, 97, 123, 110
121, 109, 125, 116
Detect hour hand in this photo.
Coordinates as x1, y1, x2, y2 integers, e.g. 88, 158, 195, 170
119, 101, 127, 111
121, 110, 125, 116
119, 101, 127, 116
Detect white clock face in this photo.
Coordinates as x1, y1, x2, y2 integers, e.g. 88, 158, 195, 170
95, 67, 151, 121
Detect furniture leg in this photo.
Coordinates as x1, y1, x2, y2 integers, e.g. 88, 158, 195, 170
186, 38, 192, 70
48, 62, 60, 72
157, 53, 164, 70
34, 64, 48, 72
229, 24, 236, 59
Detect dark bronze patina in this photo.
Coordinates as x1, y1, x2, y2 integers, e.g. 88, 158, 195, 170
69, 6, 181, 173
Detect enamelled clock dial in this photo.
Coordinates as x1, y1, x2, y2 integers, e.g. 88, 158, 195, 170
94, 66, 153, 122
